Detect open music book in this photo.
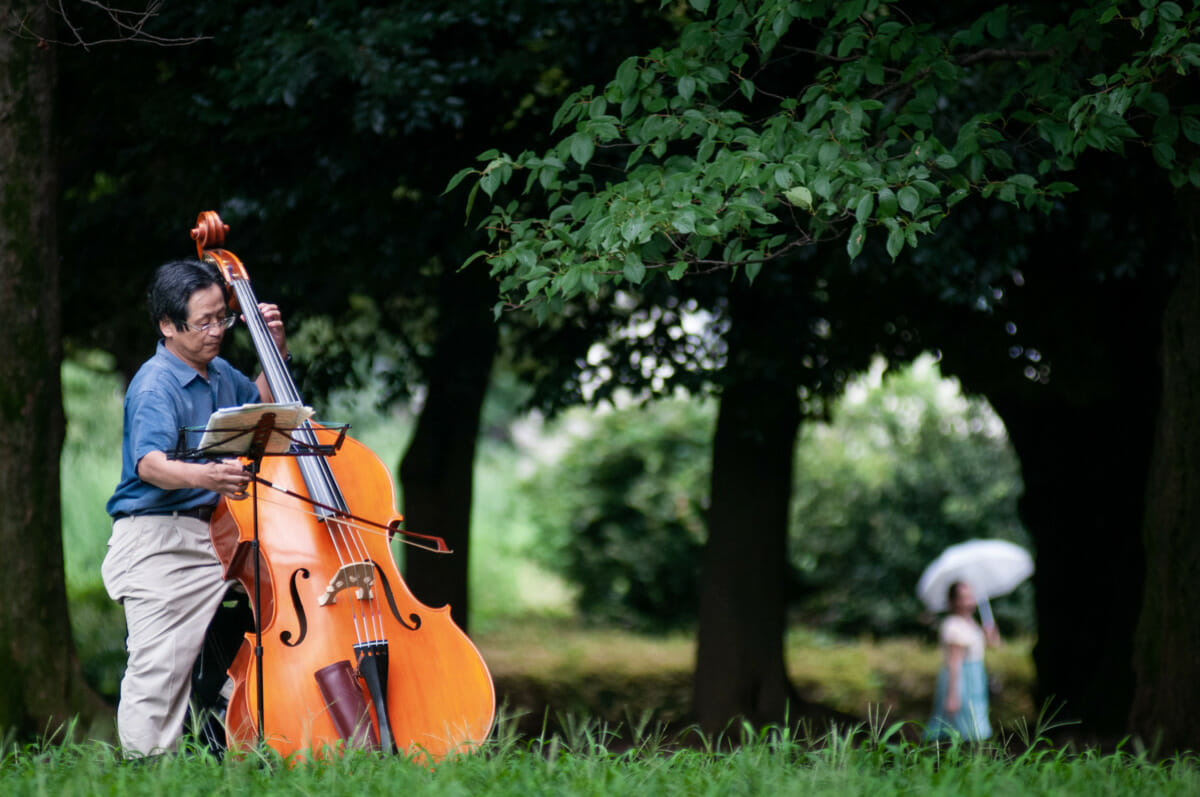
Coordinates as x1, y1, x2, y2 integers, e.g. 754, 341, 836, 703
196, 401, 315, 456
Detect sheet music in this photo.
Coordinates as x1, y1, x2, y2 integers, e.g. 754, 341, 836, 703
196, 402, 315, 456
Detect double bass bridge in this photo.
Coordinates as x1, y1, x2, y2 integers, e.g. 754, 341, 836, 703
318, 561, 375, 606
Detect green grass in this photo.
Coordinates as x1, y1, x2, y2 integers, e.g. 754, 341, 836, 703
2, 720, 1198, 796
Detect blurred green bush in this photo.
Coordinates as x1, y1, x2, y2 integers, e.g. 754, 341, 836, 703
788, 355, 1032, 636
519, 353, 1034, 636
520, 399, 713, 630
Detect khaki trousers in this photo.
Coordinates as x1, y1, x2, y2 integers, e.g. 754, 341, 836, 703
101, 514, 231, 757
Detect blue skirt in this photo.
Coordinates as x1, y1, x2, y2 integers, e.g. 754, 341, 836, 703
925, 660, 992, 741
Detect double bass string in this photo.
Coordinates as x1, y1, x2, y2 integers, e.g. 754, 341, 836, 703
229, 276, 388, 647
233, 277, 383, 643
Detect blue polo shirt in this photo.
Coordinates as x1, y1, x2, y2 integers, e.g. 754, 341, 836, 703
106, 341, 260, 517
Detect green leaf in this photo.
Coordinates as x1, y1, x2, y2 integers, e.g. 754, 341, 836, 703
623, 216, 648, 243
679, 75, 697, 101
876, 187, 898, 218
1043, 181, 1078, 195
840, 159, 875, 179
515, 248, 538, 274
1153, 140, 1176, 168
461, 249, 490, 271
855, 193, 874, 223
886, 225, 905, 259
1159, 2, 1183, 22
818, 141, 841, 167
480, 170, 501, 198
784, 186, 814, 209
673, 210, 698, 234
986, 6, 1008, 38
847, 223, 867, 258
557, 268, 582, 297
1182, 113, 1200, 145
1140, 91, 1170, 117
913, 180, 939, 197
444, 166, 476, 195
570, 134, 595, 167
898, 186, 921, 213
968, 154, 986, 181
864, 58, 885, 85
623, 254, 646, 284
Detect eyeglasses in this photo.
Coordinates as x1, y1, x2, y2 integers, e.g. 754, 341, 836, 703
183, 315, 238, 334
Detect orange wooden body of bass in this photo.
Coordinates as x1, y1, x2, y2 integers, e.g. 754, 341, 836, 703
210, 425, 495, 759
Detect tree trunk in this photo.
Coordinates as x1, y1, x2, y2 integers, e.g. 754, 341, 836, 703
693, 280, 800, 736
996, 398, 1149, 739
1129, 185, 1200, 754
398, 263, 497, 633
0, 11, 110, 740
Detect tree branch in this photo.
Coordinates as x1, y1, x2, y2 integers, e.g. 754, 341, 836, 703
8, 0, 209, 49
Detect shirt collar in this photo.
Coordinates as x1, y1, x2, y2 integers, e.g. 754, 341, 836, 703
154, 339, 210, 388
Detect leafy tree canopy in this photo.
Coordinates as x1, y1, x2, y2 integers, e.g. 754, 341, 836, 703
454, 0, 1200, 317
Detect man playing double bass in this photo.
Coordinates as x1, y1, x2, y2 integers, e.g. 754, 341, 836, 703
103, 259, 289, 757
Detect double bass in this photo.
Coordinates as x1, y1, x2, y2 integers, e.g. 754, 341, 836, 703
190, 211, 495, 759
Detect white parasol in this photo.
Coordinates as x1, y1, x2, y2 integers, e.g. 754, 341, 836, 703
916, 539, 1034, 628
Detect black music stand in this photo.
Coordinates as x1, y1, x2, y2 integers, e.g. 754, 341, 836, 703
171, 409, 349, 747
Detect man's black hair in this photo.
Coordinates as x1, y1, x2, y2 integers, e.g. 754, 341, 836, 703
147, 259, 229, 336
